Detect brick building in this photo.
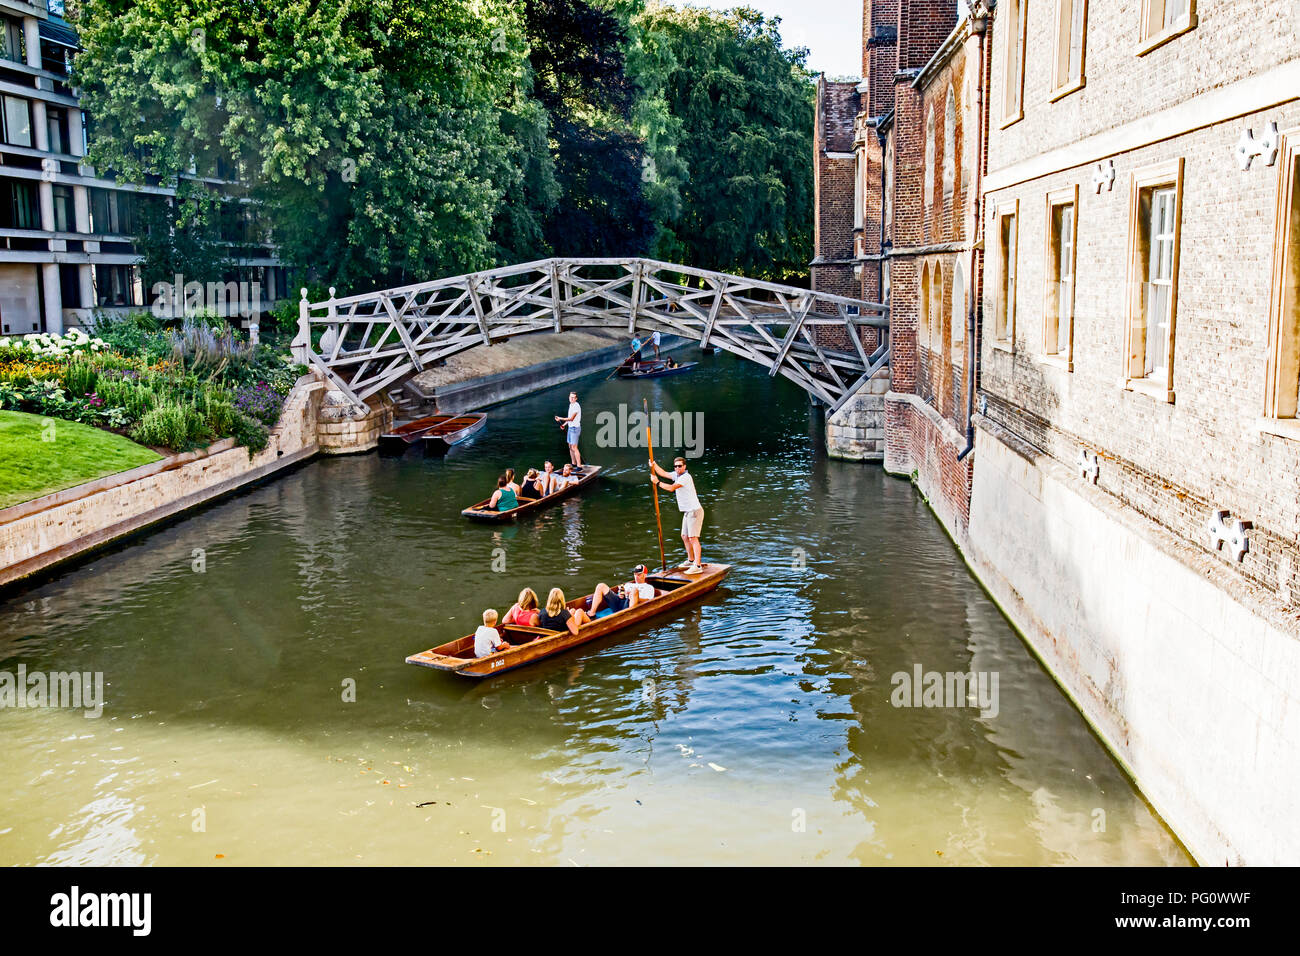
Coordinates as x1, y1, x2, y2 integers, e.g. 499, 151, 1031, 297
813, 0, 1300, 865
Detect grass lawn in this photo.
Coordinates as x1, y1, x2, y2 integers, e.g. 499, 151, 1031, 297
0, 410, 162, 509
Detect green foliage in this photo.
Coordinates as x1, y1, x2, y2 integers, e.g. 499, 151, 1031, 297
71, 0, 529, 289
88, 312, 172, 364
62, 357, 99, 398
632, 4, 816, 280
130, 400, 211, 451
69, 0, 815, 291
230, 410, 270, 458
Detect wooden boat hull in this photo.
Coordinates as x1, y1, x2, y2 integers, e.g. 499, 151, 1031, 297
421, 414, 486, 455
614, 359, 667, 378
618, 361, 698, 379
461, 465, 602, 521
405, 562, 731, 678
378, 414, 454, 454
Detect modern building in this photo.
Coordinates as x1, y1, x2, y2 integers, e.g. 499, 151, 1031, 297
0, 0, 286, 335
814, 0, 1300, 864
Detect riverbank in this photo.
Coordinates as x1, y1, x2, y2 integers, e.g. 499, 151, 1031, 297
0, 331, 694, 591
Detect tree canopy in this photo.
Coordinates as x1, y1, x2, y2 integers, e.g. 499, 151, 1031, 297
68, 0, 817, 290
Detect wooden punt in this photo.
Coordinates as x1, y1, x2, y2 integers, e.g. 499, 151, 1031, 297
617, 360, 698, 379
378, 414, 453, 454
461, 464, 603, 521
405, 562, 731, 678
613, 356, 667, 378
420, 413, 487, 455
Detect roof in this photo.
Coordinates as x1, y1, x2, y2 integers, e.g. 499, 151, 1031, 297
818, 79, 861, 153
39, 18, 80, 50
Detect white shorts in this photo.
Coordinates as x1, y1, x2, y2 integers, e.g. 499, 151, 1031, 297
681, 508, 704, 538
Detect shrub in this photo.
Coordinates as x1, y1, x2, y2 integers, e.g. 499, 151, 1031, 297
130, 401, 210, 451
230, 410, 269, 457
95, 375, 158, 422
199, 391, 235, 437
62, 357, 99, 397
232, 381, 284, 427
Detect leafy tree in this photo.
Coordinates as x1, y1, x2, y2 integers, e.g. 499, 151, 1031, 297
632, 4, 816, 281
129, 188, 230, 296
520, 0, 655, 257
69, 0, 529, 289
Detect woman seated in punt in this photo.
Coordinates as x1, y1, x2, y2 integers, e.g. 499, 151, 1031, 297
489, 475, 518, 512
502, 588, 541, 628
536, 587, 589, 635
522, 468, 545, 498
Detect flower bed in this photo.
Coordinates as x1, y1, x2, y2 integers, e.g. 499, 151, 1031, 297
0, 313, 307, 457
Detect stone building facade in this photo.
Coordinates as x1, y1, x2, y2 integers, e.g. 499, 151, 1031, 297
971, 0, 1300, 866
814, 0, 1300, 864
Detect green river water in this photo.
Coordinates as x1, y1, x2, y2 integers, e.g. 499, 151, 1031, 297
0, 352, 1190, 865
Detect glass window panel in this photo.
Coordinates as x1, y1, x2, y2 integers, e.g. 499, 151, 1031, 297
3, 95, 30, 147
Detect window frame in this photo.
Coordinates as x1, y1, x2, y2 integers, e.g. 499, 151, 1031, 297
1043, 184, 1079, 371
952, 259, 967, 367
1000, 0, 1028, 129
920, 261, 932, 352
1122, 158, 1184, 403
991, 198, 1019, 352
1262, 127, 1300, 440
1050, 0, 1088, 101
1137, 0, 1197, 57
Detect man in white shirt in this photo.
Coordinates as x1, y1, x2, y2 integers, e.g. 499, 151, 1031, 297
589, 564, 656, 617
651, 329, 661, 359
554, 390, 583, 467
651, 455, 704, 574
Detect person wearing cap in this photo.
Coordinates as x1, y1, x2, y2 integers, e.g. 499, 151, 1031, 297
588, 564, 656, 618
650, 455, 704, 574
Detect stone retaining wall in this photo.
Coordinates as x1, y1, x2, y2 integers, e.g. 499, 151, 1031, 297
0, 374, 327, 590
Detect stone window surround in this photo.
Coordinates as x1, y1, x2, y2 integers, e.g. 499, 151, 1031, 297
1042, 183, 1079, 372
1260, 125, 1300, 441
1120, 157, 1184, 404
1137, 0, 1198, 58
999, 0, 1029, 130
990, 197, 1020, 352
1050, 0, 1088, 102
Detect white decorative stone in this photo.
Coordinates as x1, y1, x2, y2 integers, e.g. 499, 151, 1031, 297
1227, 519, 1251, 562
1092, 160, 1115, 193
1077, 448, 1099, 483
1207, 510, 1250, 561
1234, 122, 1280, 171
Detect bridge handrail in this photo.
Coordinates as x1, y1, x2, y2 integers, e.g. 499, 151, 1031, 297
302, 257, 887, 316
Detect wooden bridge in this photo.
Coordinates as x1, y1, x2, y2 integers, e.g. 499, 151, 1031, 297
294, 258, 889, 415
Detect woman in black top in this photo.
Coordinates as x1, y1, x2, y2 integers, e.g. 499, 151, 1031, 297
537, 587, 588, 635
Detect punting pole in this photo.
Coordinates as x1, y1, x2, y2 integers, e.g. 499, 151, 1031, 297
644, 397, 668, 573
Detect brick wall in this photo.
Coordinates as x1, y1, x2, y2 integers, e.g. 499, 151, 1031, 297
981, 0, 1300, 603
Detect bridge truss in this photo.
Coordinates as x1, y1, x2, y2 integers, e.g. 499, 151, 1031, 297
295, 258, 889, 414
